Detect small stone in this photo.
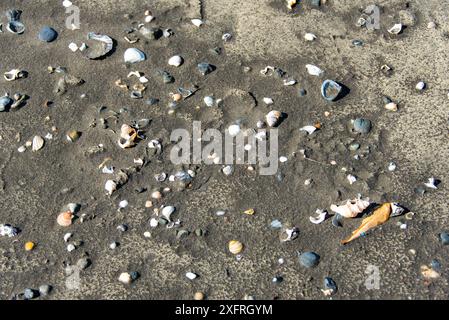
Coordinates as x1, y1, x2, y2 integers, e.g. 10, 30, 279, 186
24, 241, 35, 251
194, 292, 205, 300
197, 63, 215, 76
39, 285, 52, 296
23, 288, 37, 300
186, 272, 198, 280
349, 143, 360, 151
118, 272, 132, 284
38, 26, 58, 42
439, 232, 449, 245
299, 251, 320, 268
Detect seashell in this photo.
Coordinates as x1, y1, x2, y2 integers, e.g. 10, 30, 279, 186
31, 135, 45, 152
161, 206, 175, 221
388, 23, 403, 35
265, 110, 282, 127
0, 224, 19, 237
197, 63, 215, 76
321, 79, 342, 101
306, 64, 324, 76
322, 277, 338, 296
388, 162, 397, 171
118, 200, 128, 209
63, 0, 73, 8
263, 97, 274, 105
424, 177, 438, 189
439, 232, 449, 245
390, 203, 406, 217
270, 219, 282, 229
416, 81, 426, 91
204, 96, 215, 107
304, 33, 317, 41
244, 208, 255, 216
222, 33, 232, 42
228, 240, 243, 254
191, 19, 203, 27
309, 209, 328, 224
6, 20, 25, 35
124, 48, 146, 64
330, 196, 370, 218
228, 124, 241, 137
353, 118, 372, 134
347, 174, 357, 185
168, 55, 183, 67
138, 26, 162, 40
287, 0, 297, 10
222, 165, 234, 176
0, 96, 13, 112
300, 125, 318, 135
25, 241, 35, 251
64, 233, 72, 242
57, 211, 73, 227
4, 69, 25, 81
421, 265, 440, 279
283, 79, 297, 86
66, 130, 81, 142
118, 272, 133, 284
299, 251, 320, 268
186, 272, 198, 280
385, 102, 398, 111
38, 26, 58, 42
105, 180, 117, 195
194, 292, 205, 300
341, 202, 392, 245
279, 225, 299, 242
83, 33, 113, 59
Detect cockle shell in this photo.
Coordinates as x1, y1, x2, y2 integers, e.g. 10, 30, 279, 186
57, 211, 73, 227
228, 240, 243, 254
118, 124, 138, 149
265, 110, 282, 127
330, 196, 370, 218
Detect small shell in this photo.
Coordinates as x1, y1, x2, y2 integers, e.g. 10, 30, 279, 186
244, 208, 255, 216
304, 33, 317, 41
66, 130, 81, 142
309, 209, 328, 224
228, 124, 241, 136
279, 225, 300, 242
330, 196, 370, 218
321, 80, 342, 101
421, 265, 440, 279
168, 55, 183, 67
263, 97, 274, 105
191, 19, 203, 27
25, 241, 35, 251
385, 102, 398, 111
204, 96, 215, 107
124, 48, 146, 64
4, 69, 24, 81
424, 177, 438, 189
347, 174, 357, 185
228, 240, 243, 254
32, 135, 45, 152
388, 23, 403, 35
287, 0, 297, 10
186, 272, 198, 280
194, 292, 205, 300
300, 125, 318, 135
105, 180, 117, 195
306, 64, 324, 76
118, 272, 132, 284
57, 211, 73, 227
265, 110, 282, 127
161, 206, 175, 221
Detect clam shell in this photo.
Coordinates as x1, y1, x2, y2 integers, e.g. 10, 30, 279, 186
57, 211, 73, 227
228, 240, 243, 254
124, 48, 146, 64
309, 209, 328, 224
83, 33, 114, 59
304, 33, 317, 41
161, 206, 175, 221
191, 19, 204, 27
168, 55, 183, 67
32, 135, 45, 152
299, 251, 320, 268
228, 124, 241, 137
265, 110, 282, 127
306, 64, 324, 76
321, 79, 342, 101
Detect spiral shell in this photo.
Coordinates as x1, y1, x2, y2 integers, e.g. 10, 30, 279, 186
228, 240, 243, 254
57, 211, 73, 227
330, 197, 370, 218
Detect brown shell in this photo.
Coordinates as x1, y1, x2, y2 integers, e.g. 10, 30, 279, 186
57, 211, 73, 227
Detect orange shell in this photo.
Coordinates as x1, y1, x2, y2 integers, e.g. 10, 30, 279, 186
57, 211, 73, 227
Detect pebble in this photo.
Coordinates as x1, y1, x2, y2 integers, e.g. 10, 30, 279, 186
439, 232, 449, 245
416, 81, 426, 91
168, 55, 183, 67
194, 292, 205, 300
197, 63, 214, 76
38, 26, 57, 42
299, 252, 320, 268
124, 48, 146, 64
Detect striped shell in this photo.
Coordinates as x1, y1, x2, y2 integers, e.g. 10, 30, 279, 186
330, 197, 370, 218
228, 240, 243, 255
57, 211, 73, 227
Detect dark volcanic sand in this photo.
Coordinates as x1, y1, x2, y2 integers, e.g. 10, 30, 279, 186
0, 0, 448, 299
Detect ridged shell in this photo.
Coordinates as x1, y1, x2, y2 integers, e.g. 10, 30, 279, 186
57, 211, 73, 227
228, 240, 243, 254
32, 135, 45, 152
330, 197, 370, 218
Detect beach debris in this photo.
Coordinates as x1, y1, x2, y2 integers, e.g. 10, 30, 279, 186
138, 26, 162, 40
31, 135, 45, 152
279, 224, 299, 242
283, 78, 297, 86
228, 124, 241, 137
168, 55, 183, 67
124, 48, 146, 64
439, 232, 449, 245
263, 97, 274, 105
39, 285, 52, 297
0, 224, 19, 237
424, 177, 438, 189
306, 64, 324, 76
66, 130, 81, 142
244, 208, 255, 216
304, 33, 317, 41
321, 80, 342, 101
309, 209, 328, 224
265, 110, 282, 127
353, 118, 372, 134
191, 19, 203, 27
222, 32, 232, 41
6, 9, 25, 34
388, 23, 403, 35
331, 196, 370, 218
4, 69, 26, 81
118, 124, 138, 149
118, 272, 139, 284
83, 33, 114, 59
204, 96, 215, 107
38, 26, 57, 42
322, 277, 338, 296
341, 203, 404, 245
197, 62, 215, 76
57, 211, 73, 227
228, 240, 243, 254
298, 252, 320, 268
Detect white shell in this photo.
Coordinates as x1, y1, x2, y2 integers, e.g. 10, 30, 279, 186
265, 111, 282, 127
388, 162, 397, 171
64, 233, 72, 242
424, 177, 438, 189
32, 136, 45, 152
191, 19, 203, 27
222, 165, 234, 176
347, 174, 357, 185
63, 0, 73, 8
186, 272, 198, 280
124, 48, 146, 64
105, 180, 117, 195
68, 43, 78, 52
385, 102, 398, 111
416, 81, 426, 91
263, 97, 274, 105
330, 196, 370, 218
388, 23, 403, 34
67, 244, 76, 252
204, 96, 215, 107
304, 33, 317, 41
118, 272, 132, 284
309, 209, 328, 224
306, 64, 324, 76
149, 218, 159, 228
228, 124, 241, 137
161, 206, 175, 221
283, 79, 297, 86
119, 200, 129, 208
168, 55, 183, 67
300, 125, 317, 135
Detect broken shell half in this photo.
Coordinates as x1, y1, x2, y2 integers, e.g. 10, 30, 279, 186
57, 211, 73, 227
279, 224, 300, 242
168, 55, 183, 67
4, 69, 26, 81
330, 196, 370, 218
191, 19, 203, 27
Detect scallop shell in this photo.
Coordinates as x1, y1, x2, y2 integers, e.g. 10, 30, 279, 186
265, 110, 282, 127
330, 196, 370, 218
228, 240, 243, 254
32, 135, 45, 152
57, 211, 73, 227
